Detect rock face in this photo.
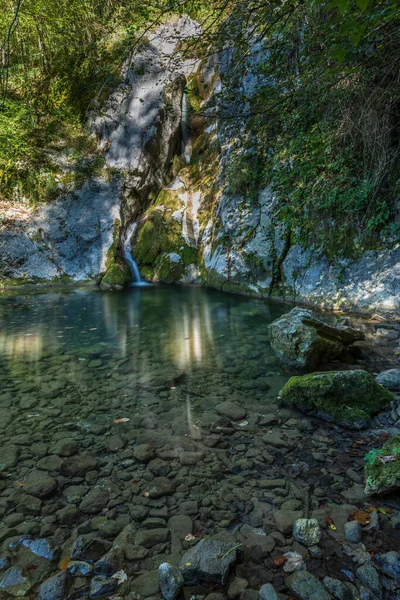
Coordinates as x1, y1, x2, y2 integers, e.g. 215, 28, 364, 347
268, 308, 365, 369
179, 540, 238, 586
364, 435, 400, 495
280, 370, 392, 429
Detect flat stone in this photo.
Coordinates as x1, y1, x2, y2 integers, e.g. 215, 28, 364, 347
132, 570, 160, 597
39, 571, 67, 600
159, 562, 184, 600
228, 577, 248, 599
0, 566, 31, 597
71, 536, 112, 561
179, 539, 238, 586
61, 455, 98, 477
134, 443, 156, 463
79, 487, 108, 514
90, 576, 117, 598
376, 369, 400, 391
0, 446, 19, 470
323, 576, 355, 600
286, 570, 331, 600
135, 528, 169, 548
215, 402, 246, 421
238, 525, 275, 557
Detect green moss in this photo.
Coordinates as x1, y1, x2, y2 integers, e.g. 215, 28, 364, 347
101, 219, 131, 287
365, 435, 400, 496
280, 370, 392, 430
155, 253, 186, 283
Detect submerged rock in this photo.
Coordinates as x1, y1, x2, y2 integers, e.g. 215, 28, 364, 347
293, 519, 322, 547
0, 566, 31, 597
280, 370, 392, 429
39, 571, 68, 600
286, 570, 331, 600
268, 307, 364, 369
376, 369, 400, 391
179, 539, 238, 586
158, 562, 184, 600
364, 435, 400, 495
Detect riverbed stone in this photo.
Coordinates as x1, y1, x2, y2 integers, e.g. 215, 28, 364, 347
323, 576, 355, 600
269, 307, 364, 369
90, 576, 117, 598
356, 562, 382, 598
132, 570, 160, 596
259, 584, 279, 600
274, 510, 303, 535
215, 402, 246, 421
146, 477, 174, 498
79, 487, 109, 514
39, 571, 68, 600
364, 435, 400, 495
293, 519, 322, 547
179, 539, 238, 585
0, 566, 31, 597
0, 446, 19, 471
280, 370, 392, 429
134, 443, 156, 463
376, 369, 400, 391
61, 455, 98, 477
286, 570, 331, 600
25, 472, 57, 499
135, 528, 169, 548
158, 562, 184, 600
344, 521, 362, 543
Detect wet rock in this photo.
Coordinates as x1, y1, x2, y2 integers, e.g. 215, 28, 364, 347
134, 443, 156, 463
323, 576, 355, 600
71, 536, 112, 561
341, 484, 365, 504
374, 551, 400, 579
238, 525, 275, 557
179, 539, 239, 586
376, 369, 400, 391
146, 476, 174, 498
79, 487, 109, 514
10, 536, 57, 560
132, 570, 160, 597
259, 583, 279, 600
135, 528, 169, 548
344, 521, 362, 543
67, 561, 93, 577
51, 438, 78, 457
364, 435, 400, 495
274, 510, 303, 535
61, 455, 98, 477
179, 452, 204, 466
19, 494, 42, 516
57, 506, 80, 526
94, 550, 122, 576
37, 455, 63, 472
269, 307, 364, 369
356, 563, 382, 598
0, 566, 31, 596
158, 562, 184, 600
293, 519, 322, 547
0, 445, 19, 470
228, 577, 248, 598
215, 402, 246, 421
280, 370, 392, 429
286, 570, 331, 600
25, 472, 57, 499
90, 576, 117, 598
39, 570, 68, 600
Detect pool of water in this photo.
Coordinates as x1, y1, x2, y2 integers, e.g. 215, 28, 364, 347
0, 286, 397, 598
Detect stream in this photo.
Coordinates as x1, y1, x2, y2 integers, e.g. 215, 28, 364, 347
0, 285, 399, 599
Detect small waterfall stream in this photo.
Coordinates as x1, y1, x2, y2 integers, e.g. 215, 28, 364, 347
122, 222, 142, 284
181, 92, 192, 163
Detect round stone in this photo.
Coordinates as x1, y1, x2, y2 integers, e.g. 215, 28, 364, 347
293, 518, 322, 547
158, 562, 184, 600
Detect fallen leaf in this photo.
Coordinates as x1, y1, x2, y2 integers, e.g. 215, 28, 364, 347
143, 492, 149, 497
111, 570, 128, 585
17, 482, 26, 487
59, 557, 71, 570
113, 418, 130, 423
283, 551, 303, 573
378, 454, 398, 464
273, 555, 286, 566
185, 534, 196, 542
350, 510, 371, 525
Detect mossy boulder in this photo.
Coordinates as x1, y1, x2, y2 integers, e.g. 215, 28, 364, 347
269, 307, 365, 369
365, 435, 400, 496
279, 370, 392, 429
101, 261, 131, 288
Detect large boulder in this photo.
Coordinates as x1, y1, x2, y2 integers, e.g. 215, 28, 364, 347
279, 370, 392, 429
364, 435, 400, 496
179, 540, 239, 586
269, 307, 365, 369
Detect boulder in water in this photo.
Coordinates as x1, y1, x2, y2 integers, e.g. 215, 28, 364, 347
269, 307, 364, 369
279, 370, 392, 429
376, 369, 400, 391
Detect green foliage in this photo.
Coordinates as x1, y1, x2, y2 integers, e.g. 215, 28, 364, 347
226, 153, 266, 205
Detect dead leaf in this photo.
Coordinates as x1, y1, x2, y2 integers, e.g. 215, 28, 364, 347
378, 454, 398, 464
283, 551, 303, 573
111, 570, 128, 585
17, 482, 26, 487
113, 418, 130, 423
273, 555, 286, 566
59, 557, 71, 570
350, 510, 370, 525
185, 534, 196, 542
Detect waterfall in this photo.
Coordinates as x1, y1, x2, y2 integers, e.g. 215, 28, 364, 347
122, 222, 142, 284
181, 92, 192, 163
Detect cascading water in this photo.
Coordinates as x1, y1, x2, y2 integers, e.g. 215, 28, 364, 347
122, 222, 142, 284
181, 92, 192, 163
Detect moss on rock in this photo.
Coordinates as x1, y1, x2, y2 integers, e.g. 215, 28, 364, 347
279, 370, 392, 430
365, 435, 400, 496
101, 219, 131, 288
